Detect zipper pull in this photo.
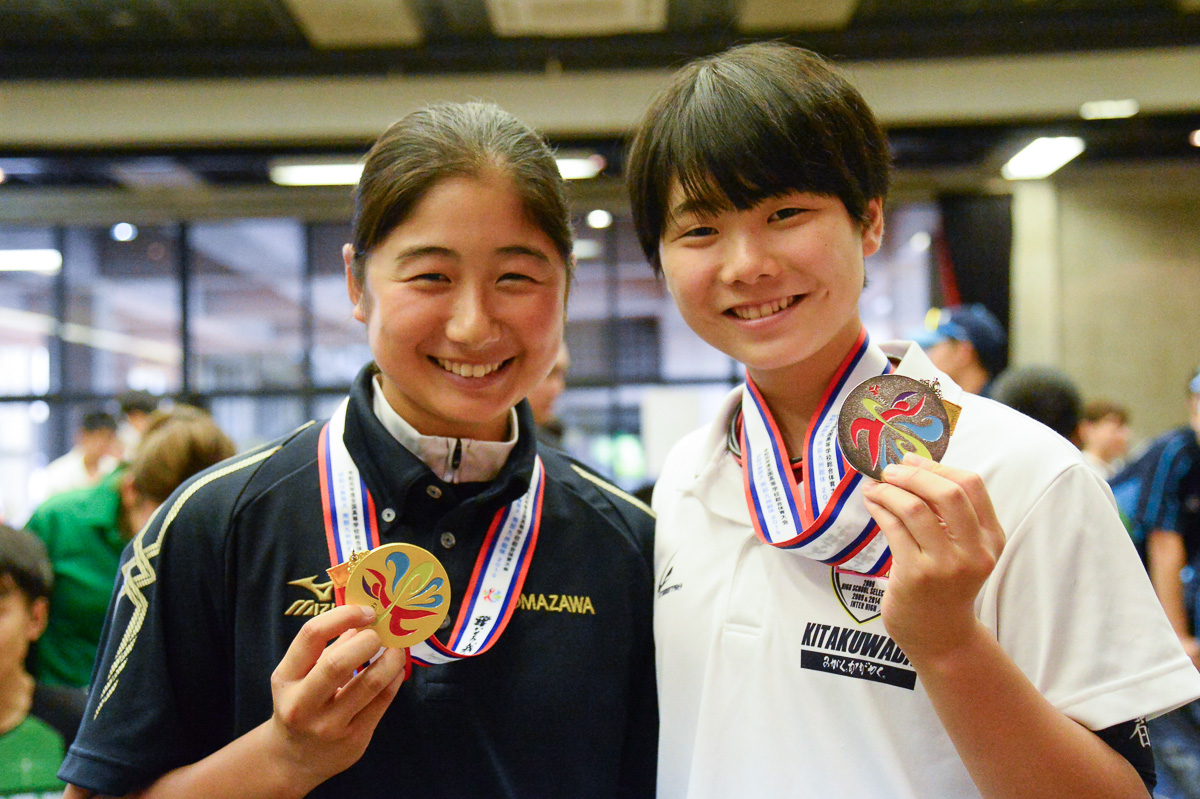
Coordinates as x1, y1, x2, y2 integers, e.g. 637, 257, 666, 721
451, 439, 463, 471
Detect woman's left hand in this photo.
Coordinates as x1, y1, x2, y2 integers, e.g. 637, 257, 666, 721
860, 452, 1006, 666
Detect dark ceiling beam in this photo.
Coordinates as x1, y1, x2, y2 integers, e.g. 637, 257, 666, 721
2, 9, 1199, 80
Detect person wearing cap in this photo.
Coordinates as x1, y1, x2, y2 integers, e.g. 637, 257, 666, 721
922, 303, 1009, 396
0, 523, 87, 798
1111, 367, 1200, 665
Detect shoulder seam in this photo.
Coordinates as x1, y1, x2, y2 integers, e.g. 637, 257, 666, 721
569, 464, 655, 519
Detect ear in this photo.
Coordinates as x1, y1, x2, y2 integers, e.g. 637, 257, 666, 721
344, 244, 367, 323
27, 596, 49, 641
860, 197, 885, 258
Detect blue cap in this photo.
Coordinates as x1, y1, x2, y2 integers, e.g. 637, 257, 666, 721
922, 304, 1008, 378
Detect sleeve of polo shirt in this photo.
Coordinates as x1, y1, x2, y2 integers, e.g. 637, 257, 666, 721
983, 463, 1200, 731
58, 467, 237, 796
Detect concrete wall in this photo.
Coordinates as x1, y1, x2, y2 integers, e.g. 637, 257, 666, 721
1011, 162, 1200, 443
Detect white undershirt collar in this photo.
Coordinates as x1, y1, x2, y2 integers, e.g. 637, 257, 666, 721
370, 374, 518, 484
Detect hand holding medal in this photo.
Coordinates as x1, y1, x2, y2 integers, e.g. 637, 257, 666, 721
839, 375, 1006, 665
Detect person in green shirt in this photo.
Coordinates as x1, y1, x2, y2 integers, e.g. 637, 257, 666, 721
0, 522, 85, 799
26, 405, 235, 687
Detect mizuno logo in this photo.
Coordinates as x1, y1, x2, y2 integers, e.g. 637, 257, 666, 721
285, 575, 336, 617
288, 575, 335, 602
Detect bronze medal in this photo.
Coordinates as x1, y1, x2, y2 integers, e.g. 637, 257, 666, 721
342, 543, 451, 648
836, 374, 954, 480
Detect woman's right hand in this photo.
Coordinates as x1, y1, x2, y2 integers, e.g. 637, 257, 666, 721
264, 603, 407, 790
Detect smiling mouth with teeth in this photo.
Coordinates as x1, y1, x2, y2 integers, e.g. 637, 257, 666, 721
433, 357, 511, 378
727, 295, 799, 321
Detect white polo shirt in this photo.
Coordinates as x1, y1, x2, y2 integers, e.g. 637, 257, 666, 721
653, 342, 1200, 799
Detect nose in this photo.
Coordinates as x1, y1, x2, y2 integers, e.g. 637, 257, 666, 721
445, 288, 501, 349
718, 232, 779, 285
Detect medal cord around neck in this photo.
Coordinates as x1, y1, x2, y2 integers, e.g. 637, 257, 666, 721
728, 406, 804, 467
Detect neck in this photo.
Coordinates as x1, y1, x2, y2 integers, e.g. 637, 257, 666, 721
746, 320, 863, 455
0, 668, 33, 736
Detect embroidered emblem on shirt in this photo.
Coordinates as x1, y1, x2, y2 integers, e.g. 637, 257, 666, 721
516, 593, 596, 614
832, 567, 885, 624
285, 575, 337, 617
657, 564, 682, 597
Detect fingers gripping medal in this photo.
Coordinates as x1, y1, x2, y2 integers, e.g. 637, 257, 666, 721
342, 543, 451, 648
836, 375, 956, 480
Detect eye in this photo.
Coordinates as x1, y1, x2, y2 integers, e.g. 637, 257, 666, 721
678, 225, 718, 240
769, 207, 807, 222
499, 272, 537, 283
409, 272, 449, 283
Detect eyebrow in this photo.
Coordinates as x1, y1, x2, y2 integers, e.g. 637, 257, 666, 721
497, 244, 552, 262
395, 245, 455, 262
395, 244, 553, 264
668, 196, 714, 222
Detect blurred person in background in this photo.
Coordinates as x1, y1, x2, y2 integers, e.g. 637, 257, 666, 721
115, 390, 161, 461
25, 406, 235, 687
1078, 399, 1132, 479
1111, 368, 1200, 662
1109, 368, 1200, 799
41, 410, 121, 500
920, 303, 1008, 396
990, 364, 1083, 445
0, 523, 86, 798
527, 341, 571, 448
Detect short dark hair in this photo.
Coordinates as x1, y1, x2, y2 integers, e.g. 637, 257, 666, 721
348, 101, 573, 286
1081, 399, 1128, 425
80, 410, 118, 433
0, 523, 53, 603
991, 365, 1082, 443
117, 389, 159, 417
626, 41, 892, 272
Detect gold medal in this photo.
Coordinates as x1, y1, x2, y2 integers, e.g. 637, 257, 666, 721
341, 543, 451, 648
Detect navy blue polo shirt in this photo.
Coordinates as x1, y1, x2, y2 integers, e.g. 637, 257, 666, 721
1112, 427, 1200, 562
61, 365, 657, 798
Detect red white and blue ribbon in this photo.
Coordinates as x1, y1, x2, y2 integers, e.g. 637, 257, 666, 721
740, 328, 893, 576
318, 397, 543, 665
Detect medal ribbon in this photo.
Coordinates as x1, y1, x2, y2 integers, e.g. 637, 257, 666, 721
318, 397, 544, 664
740, 327, 893, 576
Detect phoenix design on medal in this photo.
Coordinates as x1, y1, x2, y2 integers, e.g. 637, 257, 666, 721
848, 389, 945, 473
360, 550, 447, 636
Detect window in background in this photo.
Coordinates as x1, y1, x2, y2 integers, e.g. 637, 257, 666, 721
309, 221, 370, 386
0, 227, 58, 524
188, 219, 306, 392
62, 225, 182, 397
208, 395, 308, 453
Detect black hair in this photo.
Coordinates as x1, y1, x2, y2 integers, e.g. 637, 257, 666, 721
991, 365, 1083, 444
626, 41, 892, 272
117, 389, 159, 417
348, 101, 573, 286
80, 410, 118, 433
0, 523, 53, 603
